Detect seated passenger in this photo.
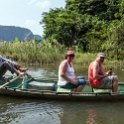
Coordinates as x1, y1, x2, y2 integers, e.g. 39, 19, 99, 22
57, 50, 86, 92
88, 52, 118, 92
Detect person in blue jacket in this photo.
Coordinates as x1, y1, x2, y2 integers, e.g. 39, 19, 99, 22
0, 56, 28, 77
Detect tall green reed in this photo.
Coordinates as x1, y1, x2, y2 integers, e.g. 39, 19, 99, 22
0, 40, 123, 66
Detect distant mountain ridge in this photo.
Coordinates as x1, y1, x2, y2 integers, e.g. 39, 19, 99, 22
0, 26, 42, 41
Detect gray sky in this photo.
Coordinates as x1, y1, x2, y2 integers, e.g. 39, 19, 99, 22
0, 0, 65, 36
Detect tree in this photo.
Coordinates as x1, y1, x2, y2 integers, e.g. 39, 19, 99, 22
41, 8, 88, 47
106, 18, 124, 60
40, 0, 124, 54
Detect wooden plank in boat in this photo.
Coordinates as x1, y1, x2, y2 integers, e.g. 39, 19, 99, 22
28, 81, 55, 90
57, 86, 72, 92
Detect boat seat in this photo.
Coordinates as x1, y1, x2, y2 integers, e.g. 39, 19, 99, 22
93, 88, 111, 93
88, 81, 111, 93
57, 86, 73, 92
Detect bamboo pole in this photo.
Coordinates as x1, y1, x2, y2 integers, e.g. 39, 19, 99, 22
0, 75, 21, 89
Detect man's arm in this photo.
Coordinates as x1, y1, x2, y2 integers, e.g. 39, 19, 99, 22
14, 63, 21, 70
1, 56, 23, 70
92, 62, 107, 80
1, 56, 16, 67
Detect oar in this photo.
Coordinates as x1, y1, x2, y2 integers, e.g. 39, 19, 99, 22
0, 75, 21, 89
17, 75, 33, 88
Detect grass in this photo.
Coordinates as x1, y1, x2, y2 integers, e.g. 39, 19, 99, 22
0, 40, 123, 67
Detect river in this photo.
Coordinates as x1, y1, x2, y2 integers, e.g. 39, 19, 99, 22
0, 64, 124, 124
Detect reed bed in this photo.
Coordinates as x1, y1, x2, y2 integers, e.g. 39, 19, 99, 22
0, 40, 124, 67
0, 40, 66, 65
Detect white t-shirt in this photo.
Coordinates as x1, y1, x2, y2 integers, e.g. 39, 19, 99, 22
58, 60, 75, 86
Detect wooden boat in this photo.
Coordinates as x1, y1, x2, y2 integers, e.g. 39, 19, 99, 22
0, 75, 124, 101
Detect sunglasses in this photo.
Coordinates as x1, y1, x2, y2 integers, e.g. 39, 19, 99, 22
100, 57, 105, 59
68, 54, 75, 57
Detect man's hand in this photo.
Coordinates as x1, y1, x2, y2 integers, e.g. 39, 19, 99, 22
71, 79, 78, 85
20, 68, 28, 72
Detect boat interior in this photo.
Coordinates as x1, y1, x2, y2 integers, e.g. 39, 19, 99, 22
0, 75, 124, 94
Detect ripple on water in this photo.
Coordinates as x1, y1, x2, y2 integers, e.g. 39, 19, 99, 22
0, 100, 63, 124
1, 98, 124, 124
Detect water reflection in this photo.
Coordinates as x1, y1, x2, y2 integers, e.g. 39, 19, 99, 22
86, 109, 96, 124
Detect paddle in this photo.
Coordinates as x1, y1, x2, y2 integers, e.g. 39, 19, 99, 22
17, 75, 33, 89
0, 75, 22, 89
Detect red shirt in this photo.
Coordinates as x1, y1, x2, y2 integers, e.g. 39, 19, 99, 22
88, 61, 104, 88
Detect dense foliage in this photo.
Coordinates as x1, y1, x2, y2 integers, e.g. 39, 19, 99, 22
40, 0, 124, 60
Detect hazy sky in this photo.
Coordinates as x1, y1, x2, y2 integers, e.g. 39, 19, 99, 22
0, 0, 65, 36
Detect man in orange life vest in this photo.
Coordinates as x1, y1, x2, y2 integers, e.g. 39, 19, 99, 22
88, 52, 118, 92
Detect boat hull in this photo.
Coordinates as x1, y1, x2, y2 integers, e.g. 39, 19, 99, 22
0, 87, 124, 101
0, 75, 124, 101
